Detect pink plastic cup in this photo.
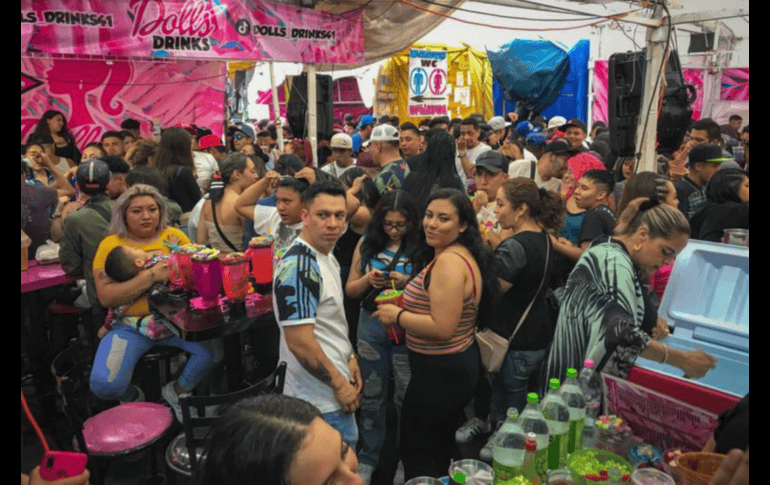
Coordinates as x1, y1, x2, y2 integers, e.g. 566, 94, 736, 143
246, 246, 274, 285
220, 255, 250, 302
169, 253, 196, 292
192, 258, 223, 307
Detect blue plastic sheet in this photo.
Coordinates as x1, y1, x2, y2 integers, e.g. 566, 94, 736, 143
491, 39, 589, 124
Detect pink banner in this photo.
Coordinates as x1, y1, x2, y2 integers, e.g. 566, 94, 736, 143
603, 374, 718, 451
592, 62, 749, 124
721, 68, 749, 101
21, 0, 364, 65
21, 57, 225, 148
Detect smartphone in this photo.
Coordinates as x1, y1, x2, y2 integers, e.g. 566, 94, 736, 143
39, 451, 88, 481
373, 270, 391, 280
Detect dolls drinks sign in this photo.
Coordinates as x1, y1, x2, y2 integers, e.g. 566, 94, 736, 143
21, 0, 364, 64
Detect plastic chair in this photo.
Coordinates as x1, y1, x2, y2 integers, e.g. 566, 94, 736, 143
51, 339, 174, 485
165, 362, 287, 479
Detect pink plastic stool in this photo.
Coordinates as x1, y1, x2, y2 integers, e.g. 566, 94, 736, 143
83, 403, 173, 455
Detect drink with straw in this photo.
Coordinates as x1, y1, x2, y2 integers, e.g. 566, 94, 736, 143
374, 277, 406, 344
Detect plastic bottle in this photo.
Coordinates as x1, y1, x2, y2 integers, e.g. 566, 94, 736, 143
492, 408, 526, 484
521, 432, 543, 485
578, 359, 602, 447
520, 393, 550, 480
541, 378, 570, 469
560, 368, 586, 453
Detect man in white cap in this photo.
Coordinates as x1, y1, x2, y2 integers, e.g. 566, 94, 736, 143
366, 124, 410, 194
546, 116, 567, 139
487, 116, 511, 150
322, 133, 357, 179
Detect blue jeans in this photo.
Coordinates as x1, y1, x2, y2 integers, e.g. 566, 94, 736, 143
491, 348, 547, 425
90, 323, 218, 401
356, 308, 411, 469
323, 410, 359, 449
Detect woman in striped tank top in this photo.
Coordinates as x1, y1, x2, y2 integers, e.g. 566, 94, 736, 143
374, 189, 497, 479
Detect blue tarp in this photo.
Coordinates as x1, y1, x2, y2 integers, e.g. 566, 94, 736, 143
490, 39, 590, 124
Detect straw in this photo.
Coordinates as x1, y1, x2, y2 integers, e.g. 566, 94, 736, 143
391, 279, 397, 291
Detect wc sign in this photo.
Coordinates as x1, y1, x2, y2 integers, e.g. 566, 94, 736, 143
408, 48, 448, 117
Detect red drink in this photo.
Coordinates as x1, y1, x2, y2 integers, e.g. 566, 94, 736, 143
220, 253, 249, 302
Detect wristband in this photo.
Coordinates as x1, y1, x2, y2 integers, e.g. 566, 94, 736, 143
396, 309, 407, 327
458, 151, 467, 158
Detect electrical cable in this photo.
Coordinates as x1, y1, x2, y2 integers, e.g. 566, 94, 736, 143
413, 0, 639, 22
398, 0, 610, 31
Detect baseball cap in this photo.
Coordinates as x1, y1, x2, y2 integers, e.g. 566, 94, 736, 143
688, 143, 730, 166
330, 133, 353, 150
488, 116, 511, 132
198, 134, 223, 150
560, 118, 587, 133
543, 139, 580, 156
76, 159, 111, 194
364, 124, 399, 147
474, 150, 509, 173
517, 121, 533, 138
526, 132, 547, 146
357, 115, 376, 130
547, 116, 567, 130
233, 123, 255, 140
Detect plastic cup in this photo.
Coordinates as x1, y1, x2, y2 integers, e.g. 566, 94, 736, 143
448, 459, 494, 485
170, 252, 196, 292
192, 258, 223, 307
631, 468, 675, 485
246, 246, 274, 285
220, 254, 250, 302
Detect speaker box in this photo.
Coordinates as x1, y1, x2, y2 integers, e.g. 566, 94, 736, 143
608, 50, 695, 158
286, 73, 334, 141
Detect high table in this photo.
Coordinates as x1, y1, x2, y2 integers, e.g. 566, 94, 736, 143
148, 288, 278, 393
21, 260, 81, 437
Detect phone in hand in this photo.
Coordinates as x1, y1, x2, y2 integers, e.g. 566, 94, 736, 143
373, 270, 391, 280
38, 451, 88, 481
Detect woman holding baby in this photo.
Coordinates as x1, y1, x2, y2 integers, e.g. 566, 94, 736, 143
90, 184, 218, 422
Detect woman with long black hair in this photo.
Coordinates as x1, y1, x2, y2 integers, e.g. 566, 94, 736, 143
373, 188, 497, 479
345, 190, 420, 482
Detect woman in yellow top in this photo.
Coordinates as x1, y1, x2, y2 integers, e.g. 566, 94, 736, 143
90, 184, 217, 421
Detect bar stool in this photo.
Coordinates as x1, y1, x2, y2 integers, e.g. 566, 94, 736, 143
136, 345, 186, 403
52, 339, 174, 485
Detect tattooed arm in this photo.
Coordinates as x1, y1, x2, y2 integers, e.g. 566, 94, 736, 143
93, 260, 169, 309
283, 324, 360, 413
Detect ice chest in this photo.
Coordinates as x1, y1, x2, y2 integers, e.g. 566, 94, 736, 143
634, 240, 748, 400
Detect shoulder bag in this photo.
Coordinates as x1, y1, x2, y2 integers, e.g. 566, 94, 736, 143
476, 232, 551, 373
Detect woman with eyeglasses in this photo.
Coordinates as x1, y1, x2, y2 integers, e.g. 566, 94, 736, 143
344, 190, 421, 483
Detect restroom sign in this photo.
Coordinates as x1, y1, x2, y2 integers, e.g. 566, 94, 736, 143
408, 48, 448, 117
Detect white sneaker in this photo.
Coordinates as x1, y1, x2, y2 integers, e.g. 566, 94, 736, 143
162, 381, 190, 423
479, 424, 502, 462
455, 417, 491, 444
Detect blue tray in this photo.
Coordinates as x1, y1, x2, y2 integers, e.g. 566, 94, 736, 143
635, 240, 749, 397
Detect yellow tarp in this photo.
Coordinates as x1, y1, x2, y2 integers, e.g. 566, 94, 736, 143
374, 43, 494, 125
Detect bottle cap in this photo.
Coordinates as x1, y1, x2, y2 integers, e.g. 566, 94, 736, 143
549, 378, 561, 389
507, 408, 520, 420
525, 432, 538, 451
566, 368, 577, 378
584, 358, 595, 368
527, 393, 539, 404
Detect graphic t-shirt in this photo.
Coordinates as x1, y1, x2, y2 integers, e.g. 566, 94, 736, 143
273, 237, 353, 413
375, 159, 410, 194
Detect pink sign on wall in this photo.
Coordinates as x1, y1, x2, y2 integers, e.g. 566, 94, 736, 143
21, 57, 226, 148
21, 0, 364, 65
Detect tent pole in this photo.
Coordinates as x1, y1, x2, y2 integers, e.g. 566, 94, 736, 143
635, 3, 668, 173
269, 62, 284, 153
307, 64, 319, 168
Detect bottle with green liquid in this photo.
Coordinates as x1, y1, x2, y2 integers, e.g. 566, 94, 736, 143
541, 378, 570, 469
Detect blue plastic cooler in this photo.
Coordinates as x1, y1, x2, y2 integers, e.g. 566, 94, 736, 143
635, 240, 749, 397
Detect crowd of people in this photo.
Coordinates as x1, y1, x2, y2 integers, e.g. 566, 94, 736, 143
21, 108, 749, 484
